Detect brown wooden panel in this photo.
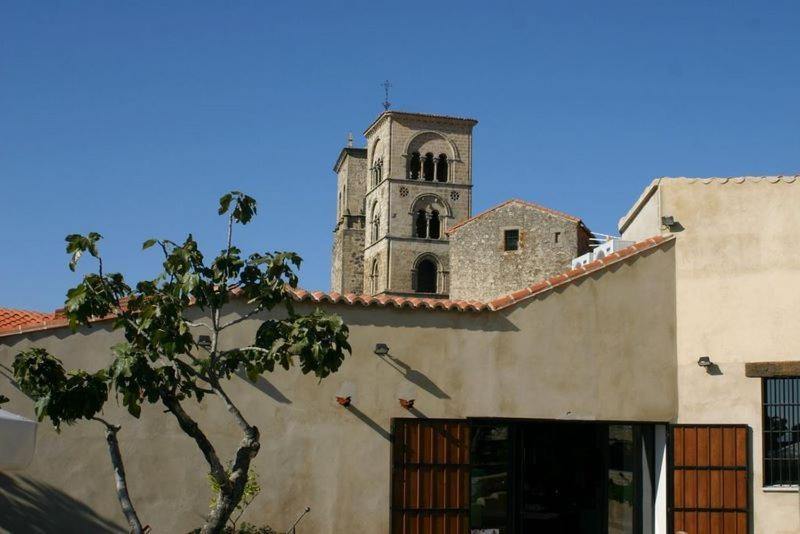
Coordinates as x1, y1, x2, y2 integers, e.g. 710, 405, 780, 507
392, 419, 470, 534
671, 425, 750, 534
745, 360, 800, 377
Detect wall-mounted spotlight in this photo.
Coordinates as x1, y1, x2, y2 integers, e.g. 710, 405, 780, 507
336, 381, 356, 407
399, 398, 415, 410
697, 356, 713, 367
374, 343, 390, 356
197, 335, 212, 349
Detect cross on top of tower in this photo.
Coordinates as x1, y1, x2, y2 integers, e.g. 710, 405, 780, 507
381, 80, 392, 111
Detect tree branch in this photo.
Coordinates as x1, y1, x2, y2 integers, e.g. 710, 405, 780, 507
219, 305, 264, 330
92, 418, 144, 534
208, 377, 251, 433
202, 425, 260, 534
160, 394, 228, 488
183, 319, 214, 333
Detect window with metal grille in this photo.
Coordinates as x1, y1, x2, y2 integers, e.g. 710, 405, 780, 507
762, 376, 800, 487
503, 229, 519, 251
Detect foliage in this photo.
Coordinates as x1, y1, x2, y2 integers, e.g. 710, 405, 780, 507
12, 191, 351, 533
13, 348, 108, 429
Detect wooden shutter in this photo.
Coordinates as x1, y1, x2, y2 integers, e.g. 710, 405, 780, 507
670, 425, 749, 534
391, 419, 470, 534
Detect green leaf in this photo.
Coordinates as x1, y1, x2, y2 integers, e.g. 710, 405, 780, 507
218, 193, 233, 215
142, 239, 157, 250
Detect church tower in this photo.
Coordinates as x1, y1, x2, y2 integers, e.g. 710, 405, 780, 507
330, 144, 367, 294
357, 111, 477, 297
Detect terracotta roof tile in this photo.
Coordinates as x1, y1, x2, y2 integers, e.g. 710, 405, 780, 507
0, 308, 54, 331
447, 198, 583, 235
0, 236, 673, 337
487, 234, 674, 310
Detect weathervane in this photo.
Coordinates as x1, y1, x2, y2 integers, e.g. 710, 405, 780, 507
381, 80, 392, 111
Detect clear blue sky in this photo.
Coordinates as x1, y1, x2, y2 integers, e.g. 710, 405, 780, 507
2, 1, 799, 311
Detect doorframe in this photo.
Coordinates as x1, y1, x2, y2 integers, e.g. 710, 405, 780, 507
467, 417, 669, 534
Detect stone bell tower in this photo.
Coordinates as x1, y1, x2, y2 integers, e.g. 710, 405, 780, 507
359, 111, 477, 297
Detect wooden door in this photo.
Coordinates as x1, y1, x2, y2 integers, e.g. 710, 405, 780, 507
670, 425, 749, 534
391, 419, 470, 534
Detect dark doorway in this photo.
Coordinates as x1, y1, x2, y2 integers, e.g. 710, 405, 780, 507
470, 420, 655, 534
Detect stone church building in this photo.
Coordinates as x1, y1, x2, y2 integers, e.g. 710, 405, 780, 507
330, 111, 591, 302
3, 109, 800, 534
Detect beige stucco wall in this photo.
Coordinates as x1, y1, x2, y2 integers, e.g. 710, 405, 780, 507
625, 177, 800, 533
0, 240, 676, 533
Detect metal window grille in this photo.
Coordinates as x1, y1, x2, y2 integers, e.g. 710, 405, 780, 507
762, 377, 800, 487
504, 229, 519, 251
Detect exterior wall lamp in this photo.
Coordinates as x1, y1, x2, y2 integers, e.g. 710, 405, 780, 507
661, 215, 675, 227
374, 343, 390, 356
336, 381, 355, 407
697, 356, 713, 367
399, 398, 415, 409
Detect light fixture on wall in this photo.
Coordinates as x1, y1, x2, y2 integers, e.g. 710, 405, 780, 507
697, 356, 714, 367
398, 383, 416, 411
197, 335, 212, 349
374, 343, 390, 356
399, 398, 415, 409
336, 381, 356, 407
661, 215, 675, 227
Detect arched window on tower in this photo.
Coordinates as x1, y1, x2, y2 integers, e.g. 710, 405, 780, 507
416, 259, 437, 294
370, 259, 379, 294
373, 158, 382, 186
436, 154, 448, 182
415, 210, 428, 238
373, 215, 380, 242
423, 153, 435, 181
408, 152, 421, 180
429, 210, 440, 239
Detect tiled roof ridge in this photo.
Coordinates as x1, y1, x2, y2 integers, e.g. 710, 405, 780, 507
487, 234, 673, 310
447, 198, 582, 235
286, 288, 489, 312
0, 235, 672, 337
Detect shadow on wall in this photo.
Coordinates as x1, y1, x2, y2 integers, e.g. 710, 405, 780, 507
0, 473, 124, 534
345, 405, 391, 441
235, 369, 292, 404
379, 354, 450, 399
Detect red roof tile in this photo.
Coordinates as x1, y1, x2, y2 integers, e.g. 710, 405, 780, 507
447, 199, 583, 235
0, 235, 673, 337
0, 308, 54, 331
486, 234, 673, 310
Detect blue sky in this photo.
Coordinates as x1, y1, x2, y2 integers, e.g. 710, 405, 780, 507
2, 1, 799, 311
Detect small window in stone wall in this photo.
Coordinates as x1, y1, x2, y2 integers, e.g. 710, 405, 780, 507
450, 191, 460, 202
504, 229, 520, 251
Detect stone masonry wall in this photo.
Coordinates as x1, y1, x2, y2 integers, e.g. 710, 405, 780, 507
450, 202, 588, 302
331, 151, 367, 293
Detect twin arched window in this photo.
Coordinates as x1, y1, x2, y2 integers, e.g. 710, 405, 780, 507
414, 209, 441, 239
372, 158, 383, 186
408, 152, 448, 182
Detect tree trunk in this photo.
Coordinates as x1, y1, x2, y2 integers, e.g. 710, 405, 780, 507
103, 424, 144, 534
201, 426, 261, 534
